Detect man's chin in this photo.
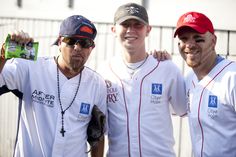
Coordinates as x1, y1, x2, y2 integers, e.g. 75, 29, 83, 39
187, 62, 200, 68
71, 64, 84, 72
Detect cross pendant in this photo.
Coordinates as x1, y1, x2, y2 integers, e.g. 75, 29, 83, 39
60, 128, 66, 137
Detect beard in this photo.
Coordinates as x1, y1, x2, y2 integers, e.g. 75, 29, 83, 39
70, 59, 85, 73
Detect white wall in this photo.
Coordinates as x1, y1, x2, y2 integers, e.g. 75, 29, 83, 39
1, 0, 236, 30
148, 0, 236, 30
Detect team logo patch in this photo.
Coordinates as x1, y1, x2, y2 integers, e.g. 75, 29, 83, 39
152, 83, 162, 95
208, 95, 217, 108
126, 6, 140, 15
183, 14, 196, 24
80, 103, 90, 114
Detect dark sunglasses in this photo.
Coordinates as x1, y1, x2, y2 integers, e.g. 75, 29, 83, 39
61, 37, 95, 48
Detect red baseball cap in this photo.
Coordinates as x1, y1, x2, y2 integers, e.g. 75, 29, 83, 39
174, 11, 214, 37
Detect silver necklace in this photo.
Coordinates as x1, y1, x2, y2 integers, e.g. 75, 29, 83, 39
56, 58, 82, 137
123, 54, 148, 76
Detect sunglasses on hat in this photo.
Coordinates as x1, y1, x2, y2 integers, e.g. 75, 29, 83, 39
61, 37, 95, 48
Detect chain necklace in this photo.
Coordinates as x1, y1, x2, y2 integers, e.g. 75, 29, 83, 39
56, 60, 82, 137
123, 54, 148, 76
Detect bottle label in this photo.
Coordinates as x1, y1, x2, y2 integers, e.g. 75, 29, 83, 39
4, 34, 39, 61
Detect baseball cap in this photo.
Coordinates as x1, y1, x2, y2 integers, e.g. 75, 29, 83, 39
53, 15, 97, 45
114, 3, 149, 25
174, 11, 214, 37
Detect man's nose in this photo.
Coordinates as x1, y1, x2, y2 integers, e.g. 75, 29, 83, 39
126, 25, 135, 32
73, 43, 82, 52
185, 40, 196, 49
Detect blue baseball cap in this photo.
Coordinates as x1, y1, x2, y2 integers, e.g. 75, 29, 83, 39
53, 15, 97, 45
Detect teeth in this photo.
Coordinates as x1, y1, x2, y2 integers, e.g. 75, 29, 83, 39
125, 37, 136, 40
185, 51, 198, 54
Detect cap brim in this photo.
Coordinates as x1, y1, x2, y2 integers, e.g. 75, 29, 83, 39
52, 37, 59, 46
115, 16, 148, 25
174, 25, 207, 37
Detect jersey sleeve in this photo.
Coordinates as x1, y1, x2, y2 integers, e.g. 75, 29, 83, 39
0, 58, 30, 93
95, 74, 108, 132
168, 62, 188, 116
231, 85, 236, 112
228, 72, 236, 112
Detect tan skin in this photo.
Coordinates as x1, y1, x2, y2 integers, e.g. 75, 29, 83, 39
177, 29, 217, 80
57, 37, 93, 78
111, 19, 152, 63
0, 31, 104, 157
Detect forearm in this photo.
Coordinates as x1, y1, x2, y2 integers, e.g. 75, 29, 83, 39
91, 136, 104, 157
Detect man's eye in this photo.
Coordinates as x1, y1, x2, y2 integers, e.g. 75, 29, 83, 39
134, 23, 144, 28
121, 23, 129, 27
196, 39, 205, 43
179, 37, 187, 42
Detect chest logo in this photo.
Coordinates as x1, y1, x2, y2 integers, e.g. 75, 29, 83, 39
207, 95, 218, 119
208, 95, 218, 108
31, 89, 55, 107
80, 103, 90, 114
152, 83, 162, 95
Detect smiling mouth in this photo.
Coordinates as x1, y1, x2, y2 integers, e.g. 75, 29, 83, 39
125, 36, 137, 40
72, 55, 83, 60
185, 50, 199, 55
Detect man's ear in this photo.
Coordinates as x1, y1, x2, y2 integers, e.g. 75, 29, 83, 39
213, 34, 217, 45
211, 34, 217, 51
111, 25, 116, 33
146, 25, 152, 36
58, 37, 62, 45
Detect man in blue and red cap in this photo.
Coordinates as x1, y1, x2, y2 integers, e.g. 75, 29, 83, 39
0, 15, 107, 157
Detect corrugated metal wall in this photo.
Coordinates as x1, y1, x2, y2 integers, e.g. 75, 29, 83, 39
0, 17, 235, 157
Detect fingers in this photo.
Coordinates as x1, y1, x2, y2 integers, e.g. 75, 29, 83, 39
10, 30, 34, 44
163, 50, 172, 60
150, 49, 171, 61
1, 43, 5, 59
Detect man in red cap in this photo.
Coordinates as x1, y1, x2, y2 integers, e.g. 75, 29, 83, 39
0, 15, 106, 157
174, 11, 236, 157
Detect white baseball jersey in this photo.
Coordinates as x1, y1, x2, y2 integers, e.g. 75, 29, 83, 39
98, 55, 187, 157
0, 57, 107, 157
185, 58, 236, 157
